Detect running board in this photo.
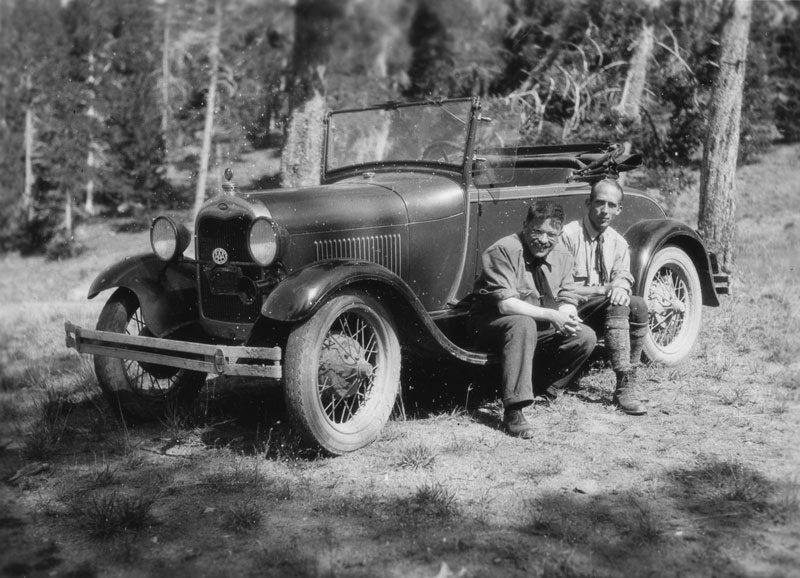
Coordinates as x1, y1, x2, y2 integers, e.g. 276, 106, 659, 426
65, 321, 282, 379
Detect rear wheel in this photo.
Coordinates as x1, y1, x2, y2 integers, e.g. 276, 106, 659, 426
283, 291, 401, 455
94, 289, 206, 421
642, 246, 703, 365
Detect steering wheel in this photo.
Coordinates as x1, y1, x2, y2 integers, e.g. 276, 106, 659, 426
421, 140, 463, 163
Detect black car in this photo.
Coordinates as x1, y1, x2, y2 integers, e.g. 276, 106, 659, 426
66, 98, 728, 454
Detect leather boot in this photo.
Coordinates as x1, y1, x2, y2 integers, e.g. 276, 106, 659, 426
503, 406, 535, 438
613, 372, 647, 415
630, 322, 648, 367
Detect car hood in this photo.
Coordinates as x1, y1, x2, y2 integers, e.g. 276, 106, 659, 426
243, 173, 463, 234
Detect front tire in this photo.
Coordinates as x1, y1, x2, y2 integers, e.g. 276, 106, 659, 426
283, 291, 401, 455
642, 246, 703, 365
94, 288, 206, 421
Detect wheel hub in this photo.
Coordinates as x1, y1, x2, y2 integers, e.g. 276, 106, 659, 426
319, 333, 373, 400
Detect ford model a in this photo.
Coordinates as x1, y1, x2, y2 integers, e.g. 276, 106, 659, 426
65, 98, 729, 455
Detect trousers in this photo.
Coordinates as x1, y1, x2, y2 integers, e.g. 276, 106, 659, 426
468, 313, 597, 409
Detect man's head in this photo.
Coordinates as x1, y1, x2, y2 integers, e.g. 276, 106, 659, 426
586, 179, 623, 233
522, 201, 564, 259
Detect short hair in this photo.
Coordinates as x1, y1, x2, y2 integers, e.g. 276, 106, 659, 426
525, 201, 564, 227
589, 178, 624, 203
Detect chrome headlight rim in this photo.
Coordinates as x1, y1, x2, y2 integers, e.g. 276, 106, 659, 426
247, 217, 282, 267
150, 216, 190, 261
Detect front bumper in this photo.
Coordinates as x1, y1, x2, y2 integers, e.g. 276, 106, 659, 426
65, 321, 282, 378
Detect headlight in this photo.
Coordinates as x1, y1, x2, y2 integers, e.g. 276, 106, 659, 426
248, 217, 282, 266
151, 216, 191, 261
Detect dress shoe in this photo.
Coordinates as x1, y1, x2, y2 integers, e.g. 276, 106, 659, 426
503, 407, 535, 438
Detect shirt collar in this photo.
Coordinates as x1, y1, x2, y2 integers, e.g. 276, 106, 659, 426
582, 215, 603, 242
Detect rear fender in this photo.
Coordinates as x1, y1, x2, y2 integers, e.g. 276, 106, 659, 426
88, 253, 199, 336
625, 220, 720, 307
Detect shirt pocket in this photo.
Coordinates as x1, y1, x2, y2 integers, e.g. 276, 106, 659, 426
573, 258, 590, 279
518, 270, 537, 300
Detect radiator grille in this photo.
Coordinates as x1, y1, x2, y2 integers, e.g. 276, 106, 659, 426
197, 216, 262, 323
314, 234, 401, 275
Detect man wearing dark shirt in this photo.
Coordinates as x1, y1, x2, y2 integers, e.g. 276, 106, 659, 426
469, 201, 597, 438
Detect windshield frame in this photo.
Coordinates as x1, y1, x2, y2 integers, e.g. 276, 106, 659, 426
322, 98, 478, 181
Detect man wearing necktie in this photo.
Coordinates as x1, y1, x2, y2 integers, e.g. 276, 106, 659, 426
561, 179, 648, 415
469, 201, 597, 438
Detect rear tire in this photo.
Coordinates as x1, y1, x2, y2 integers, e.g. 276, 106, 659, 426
283, 291, 401, 455
642, 246, 703, 365
94, 288, 206, 421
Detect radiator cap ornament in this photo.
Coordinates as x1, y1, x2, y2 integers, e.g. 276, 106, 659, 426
212, 248, 229, 265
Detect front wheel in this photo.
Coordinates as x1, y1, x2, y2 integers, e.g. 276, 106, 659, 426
283, 291, 401, 455
94, 288, 206, 421
642, 246, 703, 365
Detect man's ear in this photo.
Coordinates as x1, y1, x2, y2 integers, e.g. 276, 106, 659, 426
617, 204, 623, 214
585, 197, 591, 207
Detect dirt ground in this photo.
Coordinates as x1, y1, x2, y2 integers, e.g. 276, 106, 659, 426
1, 146, 799, 578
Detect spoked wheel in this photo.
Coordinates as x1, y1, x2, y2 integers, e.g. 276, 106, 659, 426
284, 291, 401, 455
642, 246, 703, 365
94, 288, 206, 421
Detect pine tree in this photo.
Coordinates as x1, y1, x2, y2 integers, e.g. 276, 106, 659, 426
699, 0, 753, 273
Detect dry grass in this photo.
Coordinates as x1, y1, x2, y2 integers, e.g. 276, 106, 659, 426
0, 146, 799, 577
394, 441, 438, 470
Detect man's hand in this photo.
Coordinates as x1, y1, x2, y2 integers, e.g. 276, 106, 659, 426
549, 309, 581, 336
607, 286, 630, 306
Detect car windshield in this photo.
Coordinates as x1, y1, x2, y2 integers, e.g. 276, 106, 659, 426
325, 100, 473, 173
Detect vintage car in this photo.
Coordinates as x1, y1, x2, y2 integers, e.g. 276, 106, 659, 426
65, 97, 729, 454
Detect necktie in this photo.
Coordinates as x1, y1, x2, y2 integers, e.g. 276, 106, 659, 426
532, 258, 558, 310
596, 234, 609, 285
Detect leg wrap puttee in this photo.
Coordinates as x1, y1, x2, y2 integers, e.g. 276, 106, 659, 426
630, 321, 649, 367
605, 315, 631, 373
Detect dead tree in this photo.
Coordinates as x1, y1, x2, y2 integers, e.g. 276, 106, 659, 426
192, 0, 222, 217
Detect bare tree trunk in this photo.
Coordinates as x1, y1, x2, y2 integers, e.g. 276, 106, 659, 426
698, 0, 753, 273
280, 91, 326, 188
160, 0, 171, 152
85, 51, 97, 215
280, 0, 345, 188
22, 74, 35, 223
614, 21, 654, 185
193, 0, 222, 216
64, 189, 72, 235
614, 23, 654, 124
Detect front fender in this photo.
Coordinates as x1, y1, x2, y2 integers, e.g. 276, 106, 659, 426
261, 260, 492, 364
625, 220, 719, 307
262, 260, 416, 322
88, 253, 199, 336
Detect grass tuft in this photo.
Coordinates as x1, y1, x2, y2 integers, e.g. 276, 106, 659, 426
75, 490, 159, 539
630, 498, 664, 544
89, 460, 118, 489
442, 434, 473, 455
394, 442, 437, 471
23, 388, 74, 460
412, 480, 459, 518
669, 456, 774, 511
222, 499, 263, 533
